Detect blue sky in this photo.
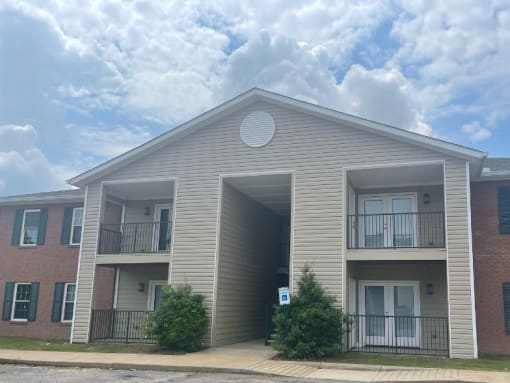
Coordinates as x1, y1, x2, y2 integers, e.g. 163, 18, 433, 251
0, 1, 509, 196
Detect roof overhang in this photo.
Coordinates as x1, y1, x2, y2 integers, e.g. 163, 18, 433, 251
68, 88, 487, 187
474, 169, 510, 182
0, 192, 83, 206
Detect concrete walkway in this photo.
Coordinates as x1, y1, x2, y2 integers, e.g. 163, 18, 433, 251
0, 341, 508, 383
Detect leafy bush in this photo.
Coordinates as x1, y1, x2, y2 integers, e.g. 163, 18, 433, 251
272, 266, 347, 359
145, 285, 208, 352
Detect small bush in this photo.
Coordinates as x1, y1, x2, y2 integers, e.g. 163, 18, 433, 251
272, 266, 347, 359
145, 285, 208, 352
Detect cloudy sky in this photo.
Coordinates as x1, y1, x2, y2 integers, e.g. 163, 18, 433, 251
0, 1, 509, 196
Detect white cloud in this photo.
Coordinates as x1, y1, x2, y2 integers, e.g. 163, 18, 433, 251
220, 34, 431, 134
462, 121, 492, 141
74, 125, 153, 158
334, 65, 432, 135
2, 0, 394, 125
0, 124, 75, 195
3, 0, 508, 132
208, 0, 394, 66
57, 85, 91, 98
0, 0, 509, 196
390, 1, 510, 125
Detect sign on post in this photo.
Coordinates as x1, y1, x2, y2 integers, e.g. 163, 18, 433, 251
278, 287, 290, 305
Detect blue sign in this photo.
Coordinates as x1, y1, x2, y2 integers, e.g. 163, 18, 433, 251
278, 287, 290, 305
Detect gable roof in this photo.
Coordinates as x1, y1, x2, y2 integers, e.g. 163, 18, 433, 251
68, 88, 487, 187
0, 188, 83, 206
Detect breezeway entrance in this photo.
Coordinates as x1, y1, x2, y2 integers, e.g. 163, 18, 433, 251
213, 173, 293, 347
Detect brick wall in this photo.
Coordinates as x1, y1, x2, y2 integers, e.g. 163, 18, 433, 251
471, 181, 510, 355
0, 203, 114, 340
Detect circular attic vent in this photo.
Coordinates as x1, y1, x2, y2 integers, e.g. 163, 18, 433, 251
240, 111, 275, 148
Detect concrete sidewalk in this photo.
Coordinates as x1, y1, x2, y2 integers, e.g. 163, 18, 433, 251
0, 341, 508, 383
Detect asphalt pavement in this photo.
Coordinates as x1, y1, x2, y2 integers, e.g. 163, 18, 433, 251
0, 365, 344, 383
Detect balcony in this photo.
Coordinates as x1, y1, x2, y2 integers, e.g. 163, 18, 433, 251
346, 162, 447, 260
347, 212, 445, 249
347, 314, 449, 356
98, 221, 172, 254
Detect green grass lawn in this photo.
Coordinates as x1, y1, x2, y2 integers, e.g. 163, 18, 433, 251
0, 336, 177, 354
321, 352, 510, 372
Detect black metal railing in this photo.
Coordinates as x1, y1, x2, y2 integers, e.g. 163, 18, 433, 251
347, 212, 445, 249
98, 222, 172, 254
90, 309, 156, 343
347, 314, 449, 356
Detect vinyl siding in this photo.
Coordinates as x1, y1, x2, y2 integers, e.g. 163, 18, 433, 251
444, 160, 476, 358
116, 264, 168, 310
214, 183, 281, 346
123, 200, 173, 224
72, 101, 476, 356
72, 183, 102, 343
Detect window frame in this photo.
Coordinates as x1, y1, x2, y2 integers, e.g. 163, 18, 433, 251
61, 283, 76, 323
147, 280, 167, 311
11, 283, 32, 321
69, 207, 84, 245
497, 186, 510, 235
20, 209, 41, 247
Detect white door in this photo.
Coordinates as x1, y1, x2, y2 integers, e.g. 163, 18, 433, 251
359, 281, 420, 348
148, 281, 167, 310
360, 198, 385, 248
360, 282, 387, 345
153, 204, 172, 252
359, 194, 417, 248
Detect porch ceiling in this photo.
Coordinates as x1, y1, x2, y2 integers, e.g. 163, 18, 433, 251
348, 163, 443, 190
224, 174, 292, 217
105, 180, 175, 200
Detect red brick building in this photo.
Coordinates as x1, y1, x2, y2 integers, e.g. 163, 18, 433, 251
0, 190, 114, 340
472, 158, 510, 355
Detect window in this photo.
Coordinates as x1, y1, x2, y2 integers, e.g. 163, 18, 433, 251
504, 283, 510, 335
70, 208, 84, 245
498, 186, 510, 234
61, 283, 76, 322
12, 283, 32, 321
20, 209, 41, 246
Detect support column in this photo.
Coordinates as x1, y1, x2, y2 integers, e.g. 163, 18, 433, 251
444, 159, 477, 358
71, 182, 104, 343
291, 170, 343, 306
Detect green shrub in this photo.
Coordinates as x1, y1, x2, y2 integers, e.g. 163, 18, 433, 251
272, 266, 347, 359
145, 285, 208, 352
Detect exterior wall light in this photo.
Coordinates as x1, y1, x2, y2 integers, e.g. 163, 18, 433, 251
423, 192, 430, 205
138, 282, 145, 292
144, 206, 151, 216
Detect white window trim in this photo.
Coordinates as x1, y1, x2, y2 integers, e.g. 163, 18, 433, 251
61, 283, 76, 323
20, 209, 41, 247
147, 280, 167, 311
152, 204, 173, 252
69, 207, 84, 245
358, 193, 418, 212
11, 283, 32, 321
